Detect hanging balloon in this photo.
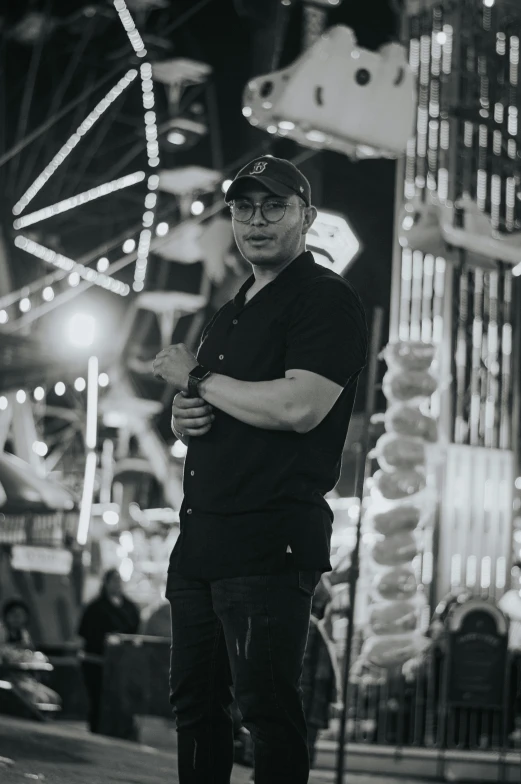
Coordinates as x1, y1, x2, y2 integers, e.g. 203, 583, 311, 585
370, 531, 418, 567
372, 432, 425, 472
371, 504, 421, 536
368, 600, 418, 636
382, 369, 438, 402
373, 468, 426, 500
382, 341, 436, 372
373, 565, 418, 601
384, 403, 438, 442
360, 632, 430, 669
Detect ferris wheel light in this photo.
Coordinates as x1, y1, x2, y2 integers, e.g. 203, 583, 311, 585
34, 387, 45, 401
0, 396, 7, 410
13, 172, 145, 229
191, 200, 205, 216
0, 309, 7, 323
97, 257, 109, 272
74, 377, 87, 392
221, 179, 233, 194
42, 286, 55, 301
113, 0, 147, 57
15, 236, 130, 297
98, 373, 109, 387
68, 272, 81, 287
32, 441, 48, 457
12, 70, 138, 216
54, 382, 66, 396
19, 298, 31, 312
16, 390, 27, 404
156, 222, 169, 236
68, 313, 96, 348
123, 239, 136, 254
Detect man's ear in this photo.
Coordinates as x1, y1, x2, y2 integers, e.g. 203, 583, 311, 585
302, 205, 318, 235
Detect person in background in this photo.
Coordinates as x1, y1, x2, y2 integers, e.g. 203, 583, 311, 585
77, 568, 140, 733
0, 598, 34, 648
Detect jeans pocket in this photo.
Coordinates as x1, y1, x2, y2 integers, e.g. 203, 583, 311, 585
298, 570, 322, 596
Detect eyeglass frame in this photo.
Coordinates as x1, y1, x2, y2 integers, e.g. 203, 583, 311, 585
228, 197, 305, 223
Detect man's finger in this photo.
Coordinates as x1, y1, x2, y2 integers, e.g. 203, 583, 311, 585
176, 415, 214, 429
185, 425, 212, 436
173, 394, 207, 407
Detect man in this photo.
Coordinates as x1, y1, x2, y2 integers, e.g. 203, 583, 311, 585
152, 155, 367, 784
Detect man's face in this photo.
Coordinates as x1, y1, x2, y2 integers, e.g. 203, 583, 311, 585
231, 185, 314, 268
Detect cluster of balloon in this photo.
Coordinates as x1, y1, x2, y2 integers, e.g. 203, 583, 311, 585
356, 341, 440, 674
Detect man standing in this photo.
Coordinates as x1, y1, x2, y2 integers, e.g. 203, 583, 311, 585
152, 156, 367, 784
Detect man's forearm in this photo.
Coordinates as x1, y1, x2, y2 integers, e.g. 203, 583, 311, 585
197, 373, 305, 431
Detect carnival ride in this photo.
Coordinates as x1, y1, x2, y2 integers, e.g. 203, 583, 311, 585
1, 0, 520, 734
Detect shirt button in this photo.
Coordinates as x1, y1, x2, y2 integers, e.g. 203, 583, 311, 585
187, 508, 192, 514
190, 470, 195, 476
232, 319, 238, 325
219, 354, 224, 360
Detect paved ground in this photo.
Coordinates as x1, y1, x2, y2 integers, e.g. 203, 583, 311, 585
0, 716, 427, 784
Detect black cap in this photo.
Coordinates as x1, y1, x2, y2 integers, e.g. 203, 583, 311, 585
224, 156, 312, 206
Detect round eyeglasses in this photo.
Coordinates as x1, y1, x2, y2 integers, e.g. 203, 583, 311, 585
229, 198, 302, 224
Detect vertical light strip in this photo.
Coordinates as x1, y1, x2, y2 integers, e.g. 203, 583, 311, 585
86, 355, 99, 450
77, 451, 97, 546
133, 63, 160, 293
77, 356, 99, 546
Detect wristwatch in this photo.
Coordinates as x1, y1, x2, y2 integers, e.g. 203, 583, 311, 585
187, 364, 212, 398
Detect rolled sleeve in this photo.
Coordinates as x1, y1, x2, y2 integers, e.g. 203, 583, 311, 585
285, 280, 368, 387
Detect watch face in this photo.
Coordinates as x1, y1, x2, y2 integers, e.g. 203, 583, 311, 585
191, 365, 208, 381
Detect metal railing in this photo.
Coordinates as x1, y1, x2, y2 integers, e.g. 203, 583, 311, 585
345, 650, 521, 752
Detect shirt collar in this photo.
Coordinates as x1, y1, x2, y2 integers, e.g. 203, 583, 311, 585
233, 251, 316, 310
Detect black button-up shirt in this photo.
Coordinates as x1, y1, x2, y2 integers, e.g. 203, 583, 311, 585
169, 251, 368, 579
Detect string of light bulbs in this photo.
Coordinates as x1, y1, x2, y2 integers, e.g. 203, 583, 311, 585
2, 147, 312, 330
12, 70, 138, 216
113, 0, 147, 58
13, 171, 146, 230
14, 236, 130, 296
133, 62, 159, 292
112, 0, 160, 292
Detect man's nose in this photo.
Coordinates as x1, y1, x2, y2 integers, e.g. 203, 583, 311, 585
251, 204, 267, 225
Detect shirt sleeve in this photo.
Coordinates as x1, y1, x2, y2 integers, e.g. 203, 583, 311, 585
285, 280, 368, 387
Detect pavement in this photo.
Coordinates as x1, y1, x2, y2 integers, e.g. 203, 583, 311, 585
0, 715, 428, 784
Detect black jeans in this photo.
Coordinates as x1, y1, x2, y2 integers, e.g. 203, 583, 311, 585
166, 556, 321, 784
81, 661, 103, 733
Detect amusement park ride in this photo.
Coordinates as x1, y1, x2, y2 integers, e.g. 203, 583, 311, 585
0, 0, 521, 746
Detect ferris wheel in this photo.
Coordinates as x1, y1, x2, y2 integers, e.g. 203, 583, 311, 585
0, 0, 232, 511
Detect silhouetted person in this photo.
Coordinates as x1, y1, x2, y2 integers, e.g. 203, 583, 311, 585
0, 598, 34, 648
77, 569, 140, 733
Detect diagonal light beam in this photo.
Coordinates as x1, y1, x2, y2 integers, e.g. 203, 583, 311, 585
13, 171, 146, 229
14, 236, 130, 296
12, 69, 138, 216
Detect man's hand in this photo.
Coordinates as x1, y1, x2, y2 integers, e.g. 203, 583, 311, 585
172, 393, 215, 437
153, 343, 198, 392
